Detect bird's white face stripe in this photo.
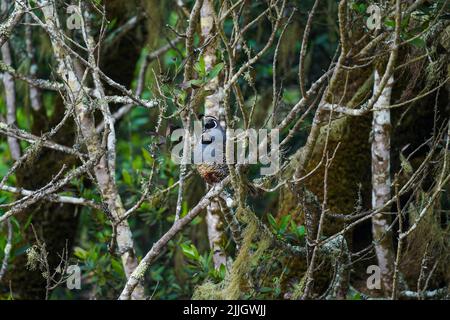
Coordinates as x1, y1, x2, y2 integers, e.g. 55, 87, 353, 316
203, 116, 219, 131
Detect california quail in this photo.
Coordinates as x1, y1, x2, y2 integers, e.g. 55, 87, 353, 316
196, 116, 230, 184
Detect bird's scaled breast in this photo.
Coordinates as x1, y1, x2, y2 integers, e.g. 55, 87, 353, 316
196, 163, 229, 184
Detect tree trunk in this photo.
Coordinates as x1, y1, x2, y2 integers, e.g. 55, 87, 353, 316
201, 0, 228, 269
371, 71, 395, 295
5, 0, 152, 299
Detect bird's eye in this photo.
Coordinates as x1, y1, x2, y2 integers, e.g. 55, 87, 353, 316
204, 119, 217, 130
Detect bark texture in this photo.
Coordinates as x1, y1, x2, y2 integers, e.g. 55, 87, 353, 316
371, 71, 395, 295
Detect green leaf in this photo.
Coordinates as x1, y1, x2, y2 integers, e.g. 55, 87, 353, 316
206, 63, 224, 81
267, 213, 277, 230
384, 19, 395, 28
401, 16, 410, 29
290, 220, 305, 238
111, 259, 124, 276
191, 216, 203, 225
181, 201, 189, 218
352, 292, 362, 300
142, 147, 154, 164
194, 56, 206, 77
409, 37, 426, 48
290, 220, 297, 233
279, 215, 291, 234
174, 89, 187, 103
189, 79, 205, 87
122, 169, 132, 185
297, 225, 306, 237
352, 3, 367, 14
132, 156, 143, 171
74, 247, 88, 260
180, 243, 200, 261
218, 263, 226, 280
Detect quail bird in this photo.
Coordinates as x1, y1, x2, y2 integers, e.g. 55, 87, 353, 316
196, 116, 230, 184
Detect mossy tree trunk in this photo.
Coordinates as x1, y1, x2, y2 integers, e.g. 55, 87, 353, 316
277, 11, 449, 297
6, 0, 155, 299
